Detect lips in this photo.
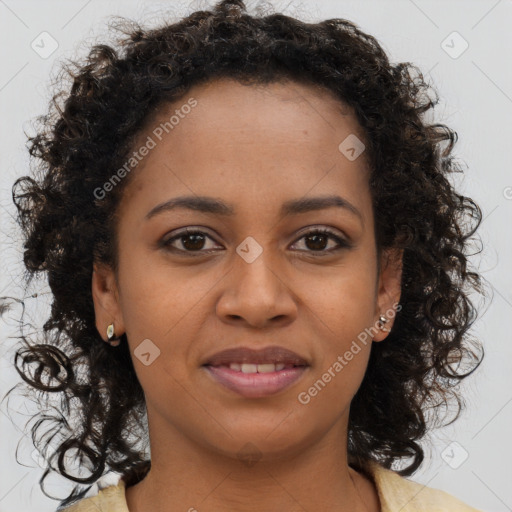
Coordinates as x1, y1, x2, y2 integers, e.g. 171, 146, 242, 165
202, 346, 309, 398
203, 346, 309, 367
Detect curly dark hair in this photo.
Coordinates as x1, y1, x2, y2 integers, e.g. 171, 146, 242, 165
2, 0, 485, 509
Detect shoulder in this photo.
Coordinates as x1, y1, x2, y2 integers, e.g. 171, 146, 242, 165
366, 461, 482, 512
58, 479, 129, 512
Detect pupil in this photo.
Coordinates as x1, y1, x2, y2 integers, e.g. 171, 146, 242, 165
183, 234, 205, 250
306, 234, 327, 251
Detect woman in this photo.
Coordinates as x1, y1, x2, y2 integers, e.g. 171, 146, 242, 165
7, 0, 484, 510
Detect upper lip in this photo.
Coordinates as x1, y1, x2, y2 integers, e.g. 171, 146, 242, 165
203, 346, 309, 366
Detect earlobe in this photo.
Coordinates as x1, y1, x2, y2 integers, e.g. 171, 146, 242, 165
373, 248, 403, 342
91, 262, 125, 341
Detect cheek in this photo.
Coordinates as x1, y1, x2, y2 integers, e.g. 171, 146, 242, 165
116, 248, 195, 336
298, 268, 376, 410
298, 258, 377, 388
296, 349, 370, 423
116, 254, 217, 385
304, 257, 378, 329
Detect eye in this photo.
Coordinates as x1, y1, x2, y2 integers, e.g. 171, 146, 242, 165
161, 226, 351, 256
161, 228, 222, 255
290, 227, 352, 254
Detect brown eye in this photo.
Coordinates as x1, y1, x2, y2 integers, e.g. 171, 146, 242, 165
290, 228, 351, 254
161, 229, 221, 254
160, 226, 351, 256
304, 232, 330, 251
179, 232, 207, 251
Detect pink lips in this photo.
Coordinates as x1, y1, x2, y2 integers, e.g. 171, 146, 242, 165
202, 346, 309, 398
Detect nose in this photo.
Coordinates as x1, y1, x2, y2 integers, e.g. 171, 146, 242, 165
215, 249, 297, 329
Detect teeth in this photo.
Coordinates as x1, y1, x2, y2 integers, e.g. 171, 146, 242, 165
228, 363, 288, 373
241, 364, 258, 373
257, 364, 276, 373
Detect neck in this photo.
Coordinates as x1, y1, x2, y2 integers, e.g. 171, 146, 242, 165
124, 414, 380, 512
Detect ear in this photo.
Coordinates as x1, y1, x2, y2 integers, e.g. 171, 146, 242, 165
372, 248, 403, 342
91, 262, 125, 341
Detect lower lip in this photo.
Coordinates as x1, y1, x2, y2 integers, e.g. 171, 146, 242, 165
203, 365, 308, 398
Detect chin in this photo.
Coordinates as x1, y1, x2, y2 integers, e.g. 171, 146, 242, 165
198, 419, 323, 464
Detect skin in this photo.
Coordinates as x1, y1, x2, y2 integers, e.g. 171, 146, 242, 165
92, 78, 403, 512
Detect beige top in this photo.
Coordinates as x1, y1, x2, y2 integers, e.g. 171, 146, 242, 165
60, 461, 482, 512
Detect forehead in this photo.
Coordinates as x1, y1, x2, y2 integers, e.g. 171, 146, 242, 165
152, 77, 363, 141
120, 77, 371, 219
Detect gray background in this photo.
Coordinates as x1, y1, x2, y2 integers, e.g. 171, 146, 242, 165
0, 1, 511, 511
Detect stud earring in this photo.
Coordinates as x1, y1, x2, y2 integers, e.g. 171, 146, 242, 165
106, 323, 122, 346
378, 315, 391, 333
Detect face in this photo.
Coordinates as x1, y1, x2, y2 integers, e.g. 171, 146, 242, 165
92, 78, 402, 462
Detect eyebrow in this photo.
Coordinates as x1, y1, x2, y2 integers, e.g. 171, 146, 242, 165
145, 194, 363, 222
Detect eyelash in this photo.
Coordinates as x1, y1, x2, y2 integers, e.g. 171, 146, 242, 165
160, 227, 351, 256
